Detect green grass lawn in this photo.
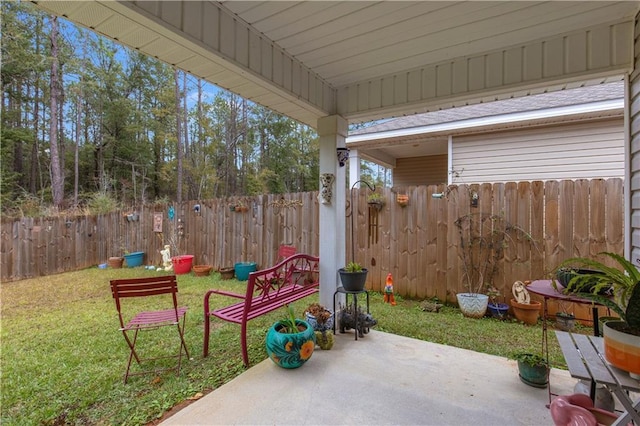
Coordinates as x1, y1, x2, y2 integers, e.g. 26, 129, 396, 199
1, 267, 572, 425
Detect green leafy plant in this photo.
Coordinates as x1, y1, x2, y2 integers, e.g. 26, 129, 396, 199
512, 352, 549, 367
367, 192, 385, 204
557, 252, 640, 334
344, 261, 363, 273
278, 304, 300, 334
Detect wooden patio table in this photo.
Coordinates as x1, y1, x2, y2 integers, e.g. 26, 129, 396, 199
555, 331, 640, 425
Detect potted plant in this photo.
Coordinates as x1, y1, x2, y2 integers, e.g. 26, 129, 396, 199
367, 193, 385, 211
304, 303, 334, 350
456, 213, 538, 320
558, 252, 640, 378
555, 304, 576, 331
510, 280, 542, 325
265, 305, 316, 369
218, 266, 235, 280
123, 250, 145, 267
513, 352, 549, 388
338, 261, 368, 292
108, 256, 124, 268
192, 264, 213, 277
486, 286, 509, 319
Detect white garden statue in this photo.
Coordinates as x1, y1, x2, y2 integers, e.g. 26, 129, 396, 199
160, 245, 173, 271
512, 280, 530, 304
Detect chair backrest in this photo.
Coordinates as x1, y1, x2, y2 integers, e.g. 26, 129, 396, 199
110, 275, 180, 326
277, 245, 296, 260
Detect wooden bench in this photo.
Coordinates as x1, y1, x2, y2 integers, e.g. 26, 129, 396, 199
203, 253, 320, 367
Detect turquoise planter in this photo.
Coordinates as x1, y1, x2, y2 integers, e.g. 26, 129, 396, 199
517, 358, 549, 388
234, 262, 257, 281
123, 251, 144, 267
265, 320, 315, 369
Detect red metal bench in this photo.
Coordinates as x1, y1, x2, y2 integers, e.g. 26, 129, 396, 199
203, 253, 319, 367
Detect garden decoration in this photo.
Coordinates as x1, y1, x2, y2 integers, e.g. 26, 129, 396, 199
550, 394, 619, 426
160, 245, 173, 271
318, 173, 335, 205
338, 304, 377, 338
510, 281, 541, 325
383, 273, 397, 305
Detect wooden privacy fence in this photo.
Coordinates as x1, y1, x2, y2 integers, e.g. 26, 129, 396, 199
1, 179, 624, 305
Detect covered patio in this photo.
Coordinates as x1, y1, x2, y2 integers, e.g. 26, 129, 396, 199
32, 1, 640, 309
29, 2, 640, 424
161, 331, 577, 425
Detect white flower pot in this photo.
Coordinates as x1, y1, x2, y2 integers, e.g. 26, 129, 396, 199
456, 293, 488, 318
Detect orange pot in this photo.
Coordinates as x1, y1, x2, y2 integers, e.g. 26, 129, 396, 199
510, 299, 541, 325
603, 321, 640, 378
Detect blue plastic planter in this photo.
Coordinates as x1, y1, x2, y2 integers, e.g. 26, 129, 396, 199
123, 251, 144, 267
234, 262, 257, 281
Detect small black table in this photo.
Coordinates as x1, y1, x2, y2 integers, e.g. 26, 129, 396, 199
333, 286, 370, 340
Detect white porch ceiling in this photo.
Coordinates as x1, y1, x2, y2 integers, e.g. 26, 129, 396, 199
32, 1, 639, 128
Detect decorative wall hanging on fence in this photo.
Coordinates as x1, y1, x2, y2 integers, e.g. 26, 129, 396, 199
269, 197, 304, 215
153, 212, 163, 232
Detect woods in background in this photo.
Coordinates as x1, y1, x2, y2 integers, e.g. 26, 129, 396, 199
1, 2, 323, 215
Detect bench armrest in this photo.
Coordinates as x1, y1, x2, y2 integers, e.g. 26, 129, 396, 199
206, 289, 245, 299
204, 289, 246, 315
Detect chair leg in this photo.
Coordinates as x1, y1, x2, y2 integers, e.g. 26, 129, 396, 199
203, 313, 210, 357
123, 329, 141, 384
241, 321, 249, 368
175, 317, 190, 376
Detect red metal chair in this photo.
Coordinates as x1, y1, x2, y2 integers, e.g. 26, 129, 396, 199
110, 275, 189, 383
277, 244, 296, 261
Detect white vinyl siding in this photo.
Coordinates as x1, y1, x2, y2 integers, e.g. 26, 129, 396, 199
452, 119, 624, 184
630, 12, 640, 263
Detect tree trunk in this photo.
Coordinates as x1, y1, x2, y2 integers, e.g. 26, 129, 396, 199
174, 68, 183, 203
49, 16, 64, 208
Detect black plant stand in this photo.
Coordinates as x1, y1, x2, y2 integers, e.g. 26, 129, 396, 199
333, 286, 370, 340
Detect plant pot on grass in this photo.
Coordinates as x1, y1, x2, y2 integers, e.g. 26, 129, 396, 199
108, 257, 124, 268
123, 251, 144, 267
510, 280, 541, 325
193, 265, 213, 277
265, 305, 315, 369
486, 286, 509, 319
338, 262, 368, 292
555, 312, 576, 331
172, 255, 194, 274
456, 293, 489, 318
218, 267, 235, 280
510, 298, 542, 325
487, 302, 510, 319
513, 353, 549, 388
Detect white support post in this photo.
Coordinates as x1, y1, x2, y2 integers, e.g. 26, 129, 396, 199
317, 115, 348, 309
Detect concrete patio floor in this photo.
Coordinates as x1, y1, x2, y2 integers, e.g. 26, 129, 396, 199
162, 330, 579, 425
